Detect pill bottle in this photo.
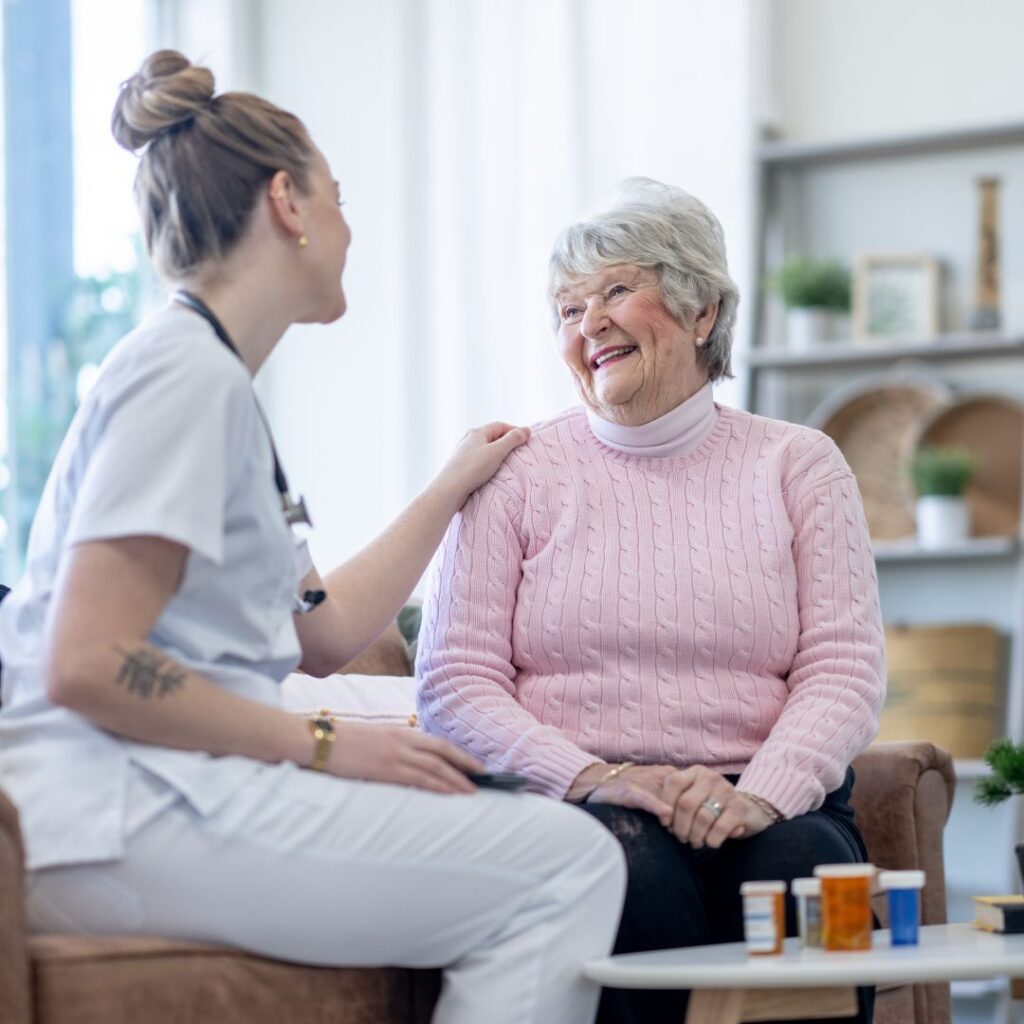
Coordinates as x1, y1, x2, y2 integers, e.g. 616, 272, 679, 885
878, 870, 924, 946
814, 863, 875, 951
791, 876, 823, 948
740, 880, 787, 955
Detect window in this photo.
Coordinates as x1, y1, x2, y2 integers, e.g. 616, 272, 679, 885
2, 0, 152, 578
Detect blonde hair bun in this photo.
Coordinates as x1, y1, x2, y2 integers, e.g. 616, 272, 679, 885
111, 50, 215, 153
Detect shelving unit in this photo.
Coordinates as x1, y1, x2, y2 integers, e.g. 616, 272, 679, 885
748, 333, 1024, 371
746, 119, 1024, 1024
872, 537, 1018, 564
956, 760, 993, 782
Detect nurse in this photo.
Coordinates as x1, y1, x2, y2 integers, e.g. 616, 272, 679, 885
0, 50, 625, 1024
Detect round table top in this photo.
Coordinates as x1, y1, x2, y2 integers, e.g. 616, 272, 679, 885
583, 923, 1024, 989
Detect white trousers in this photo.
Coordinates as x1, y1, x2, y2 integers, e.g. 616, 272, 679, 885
28, 763, 626, 1024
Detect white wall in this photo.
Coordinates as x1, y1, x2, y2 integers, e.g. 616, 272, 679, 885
769, 0, 1024, 142
253, 0, 757, 571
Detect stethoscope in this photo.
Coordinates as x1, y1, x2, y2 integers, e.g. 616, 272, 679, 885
172, 289, 325, 614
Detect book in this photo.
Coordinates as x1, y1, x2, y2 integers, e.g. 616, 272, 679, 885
972, 895, 1024, 934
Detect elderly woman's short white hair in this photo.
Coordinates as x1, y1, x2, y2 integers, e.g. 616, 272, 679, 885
548, 177, 739, 381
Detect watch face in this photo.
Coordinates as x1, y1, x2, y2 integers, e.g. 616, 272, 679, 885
314, 717, 335, 733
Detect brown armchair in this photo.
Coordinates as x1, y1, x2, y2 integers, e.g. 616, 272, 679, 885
0, 632, 954, 1024
851, 740, 956, 1024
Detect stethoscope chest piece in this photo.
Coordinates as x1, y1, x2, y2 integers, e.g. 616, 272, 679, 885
283, 493, 313, 529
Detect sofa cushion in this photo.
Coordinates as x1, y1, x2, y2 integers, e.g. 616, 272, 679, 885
29, 934, 440, 1024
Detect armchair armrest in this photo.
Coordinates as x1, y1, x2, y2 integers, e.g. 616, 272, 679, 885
850, 741, 955, 1024
0, 786, 31, 1024
849, 741, 955, 927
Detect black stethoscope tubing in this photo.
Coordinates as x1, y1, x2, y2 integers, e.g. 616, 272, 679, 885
171, 289, 312, 529
171, 290, 325, 614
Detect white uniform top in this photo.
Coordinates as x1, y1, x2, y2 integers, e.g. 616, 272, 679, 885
0, 304, 312, 870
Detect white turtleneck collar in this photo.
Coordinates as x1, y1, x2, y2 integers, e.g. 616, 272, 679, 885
585, 382, 718, 459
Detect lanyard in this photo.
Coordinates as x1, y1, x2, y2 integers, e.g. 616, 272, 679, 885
171, 289, 312, 529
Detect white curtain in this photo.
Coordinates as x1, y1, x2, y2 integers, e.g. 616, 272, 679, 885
242, 0, 756, 570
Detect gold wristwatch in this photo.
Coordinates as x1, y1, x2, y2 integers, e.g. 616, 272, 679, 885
308, 715, 336, 772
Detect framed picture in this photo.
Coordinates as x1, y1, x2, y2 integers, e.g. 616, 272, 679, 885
852, 254, 940, 342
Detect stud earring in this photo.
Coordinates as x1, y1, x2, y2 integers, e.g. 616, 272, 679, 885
696, 336, 705, 347
298, 235, 308, 248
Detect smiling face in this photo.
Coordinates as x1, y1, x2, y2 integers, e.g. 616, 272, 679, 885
555, 264, 711, 426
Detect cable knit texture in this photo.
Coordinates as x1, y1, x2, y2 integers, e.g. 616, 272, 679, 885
416, 400, 886, 818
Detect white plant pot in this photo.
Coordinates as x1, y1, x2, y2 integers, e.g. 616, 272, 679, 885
915, 496, 970, 549
786, 308, 846, 350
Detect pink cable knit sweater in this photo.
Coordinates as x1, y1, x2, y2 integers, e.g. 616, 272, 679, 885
416, 387, 885, 818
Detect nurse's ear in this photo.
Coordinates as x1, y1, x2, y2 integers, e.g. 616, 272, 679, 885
267, 170, 305, 245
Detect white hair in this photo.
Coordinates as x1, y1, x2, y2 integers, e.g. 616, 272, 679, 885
547, 177, 739, 381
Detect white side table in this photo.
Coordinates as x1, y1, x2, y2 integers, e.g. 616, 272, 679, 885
584, 923, 1024, 1023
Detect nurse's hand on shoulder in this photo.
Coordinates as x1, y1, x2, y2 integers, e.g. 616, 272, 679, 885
326, 722, 485, 795
436, 422, 531, 506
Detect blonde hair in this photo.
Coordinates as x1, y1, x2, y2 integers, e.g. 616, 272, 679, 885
548, 177, 739, 382
111, 50, 315, 279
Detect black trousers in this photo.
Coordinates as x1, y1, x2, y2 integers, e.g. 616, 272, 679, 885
581, 769, 874, 1024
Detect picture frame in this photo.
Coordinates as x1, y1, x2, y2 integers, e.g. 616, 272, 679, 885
852, 254, 940, 342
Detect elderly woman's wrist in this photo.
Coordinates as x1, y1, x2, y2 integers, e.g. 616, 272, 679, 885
744, 792, 783, 823
565, 761, 610, 803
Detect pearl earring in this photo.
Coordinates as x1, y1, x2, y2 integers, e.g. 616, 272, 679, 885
298, 235, 308, 248
696, 336, 705, 347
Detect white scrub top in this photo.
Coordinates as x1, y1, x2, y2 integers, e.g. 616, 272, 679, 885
0, 304, 312, 870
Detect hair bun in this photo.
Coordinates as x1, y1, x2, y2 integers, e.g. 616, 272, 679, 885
111, 50, 215, 153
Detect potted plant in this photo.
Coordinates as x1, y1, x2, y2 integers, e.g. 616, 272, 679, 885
771, 258, 851, 350
975, 739, 1024, 886
910, 446, 976, 549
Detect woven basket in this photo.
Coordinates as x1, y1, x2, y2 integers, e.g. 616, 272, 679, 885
916, 393, 1024, 538
809, 371, 952, 540
880, 623, 1003, 758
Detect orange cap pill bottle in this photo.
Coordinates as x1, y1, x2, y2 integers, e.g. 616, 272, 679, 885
814, 863, 875, 952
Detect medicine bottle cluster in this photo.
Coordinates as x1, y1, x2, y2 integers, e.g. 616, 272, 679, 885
740, 864, 924, 954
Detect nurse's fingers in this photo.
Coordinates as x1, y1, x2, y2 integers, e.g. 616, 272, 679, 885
402, 747, 478, 795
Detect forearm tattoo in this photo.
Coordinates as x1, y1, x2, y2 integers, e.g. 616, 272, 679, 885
114, 645, 186, 699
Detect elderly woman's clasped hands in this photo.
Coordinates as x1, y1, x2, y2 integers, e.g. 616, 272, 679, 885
577, 763, 777, 850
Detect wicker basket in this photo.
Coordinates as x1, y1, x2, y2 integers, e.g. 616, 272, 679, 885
879, 623, 1003, 758
916, 393, 1024, 538
809, 371, 952, 540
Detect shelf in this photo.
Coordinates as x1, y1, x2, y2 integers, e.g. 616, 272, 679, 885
745, 334, 1024, 371
954, 759, 991, 782
873, 537, 1019, 564
756, 119, 1024, 168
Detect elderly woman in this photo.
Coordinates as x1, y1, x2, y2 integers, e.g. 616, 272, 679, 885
417, 178, 884, 1024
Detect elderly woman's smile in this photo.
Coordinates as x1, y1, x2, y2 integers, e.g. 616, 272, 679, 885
555, 264, 716, 428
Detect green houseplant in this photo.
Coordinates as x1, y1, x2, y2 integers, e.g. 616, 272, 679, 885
910, 446, 976, 549
770, 258, 851, 350
975, 739, 1024, 886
